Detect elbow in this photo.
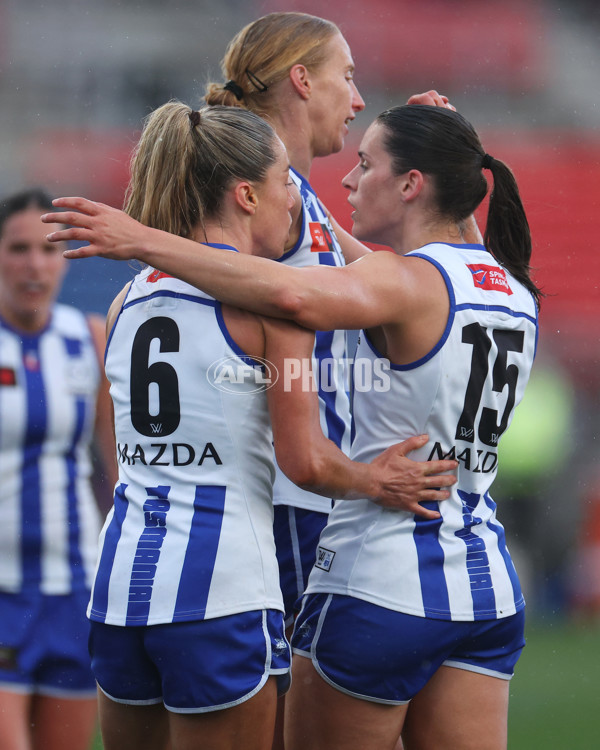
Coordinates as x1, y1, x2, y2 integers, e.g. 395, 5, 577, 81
269, 286, 305, 321
277, 449, 328, 493
269, 286, 322, 330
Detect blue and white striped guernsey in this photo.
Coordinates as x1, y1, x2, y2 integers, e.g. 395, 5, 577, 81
0, 305, 102, 595
88, 257, 283, 626
272, 167, 351, 513
307, 243, 538, 621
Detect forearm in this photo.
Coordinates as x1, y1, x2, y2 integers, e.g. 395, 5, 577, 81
45, 198, 388, 330
327, 212, 372, 264
141, 229, 364, 331
279, 440, 380, 502
140, 228, 300, 318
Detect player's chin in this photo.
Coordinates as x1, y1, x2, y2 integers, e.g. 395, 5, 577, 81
350, 218, 364, 240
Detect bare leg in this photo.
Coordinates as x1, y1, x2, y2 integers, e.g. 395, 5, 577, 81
98, 688, 169, 750
31, 694, 98, 750
169, 676, 277, 750
285, 655, 407, 750
0, 690, 31, 750
271, 622, 293, 750
271, 695, 286, 750
402, 665, 510, 750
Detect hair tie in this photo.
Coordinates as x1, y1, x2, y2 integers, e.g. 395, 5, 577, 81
481, 153, 494, 170
245, 68, 269, 93
189, 109, 201, 127
223, 80, 244, 101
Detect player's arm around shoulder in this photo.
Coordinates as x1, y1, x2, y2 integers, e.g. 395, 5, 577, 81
294, 249, 440, 332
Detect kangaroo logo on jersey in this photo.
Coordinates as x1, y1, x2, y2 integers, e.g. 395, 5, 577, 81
315, 546, 336, 571
467, 264, 513, 295
309, 222, 335, 252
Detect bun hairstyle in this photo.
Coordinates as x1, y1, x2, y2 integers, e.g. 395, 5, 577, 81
377, 105, 542, 307
205, 12, 339, 116
124, 101, 279, 239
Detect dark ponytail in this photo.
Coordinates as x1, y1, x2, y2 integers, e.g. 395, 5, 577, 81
377, 105, 542, 308
483, 157, 541, 307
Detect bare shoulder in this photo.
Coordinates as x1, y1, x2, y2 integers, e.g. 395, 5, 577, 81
106, 283, 132, 335
347, 249, 445, 297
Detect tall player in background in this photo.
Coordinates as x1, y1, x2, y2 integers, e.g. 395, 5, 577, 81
45, 103, 541, 750
0, 188, 116, 750
77, 101, 456, 750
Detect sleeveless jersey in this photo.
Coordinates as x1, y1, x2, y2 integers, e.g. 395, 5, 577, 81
307, 243, 538, 621
0, 305, 102, 595
272, 167, 351, 512
89, 257, 283, 626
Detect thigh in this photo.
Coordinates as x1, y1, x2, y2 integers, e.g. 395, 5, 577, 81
402, 666, 510, 750
285, 655, 406, 750
98, 688, 169, 750
31, 694, 98, 750
0, 690, 31, 750
169, 675, 277, 750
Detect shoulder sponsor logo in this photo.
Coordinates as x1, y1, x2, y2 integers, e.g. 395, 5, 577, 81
147, 270, 173, 283
315, 546, 336, 572
467, 264, 513, 295
309, 222, 335, 252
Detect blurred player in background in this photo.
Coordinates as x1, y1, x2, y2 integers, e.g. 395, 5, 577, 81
0, 188, 116, 750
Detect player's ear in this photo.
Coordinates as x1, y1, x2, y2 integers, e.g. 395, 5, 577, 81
233, 181, 258, 214
289, 64, 311, 100
401, 169, 425, 202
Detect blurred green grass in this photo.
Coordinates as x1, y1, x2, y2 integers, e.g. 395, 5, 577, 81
91, 619, 600, 749
508, 619, 600, 749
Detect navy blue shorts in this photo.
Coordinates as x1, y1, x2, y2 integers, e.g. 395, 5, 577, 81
89, 609, 290, 713
0, 590, 96, 697
273, 505, 329, 626
292, 593, 526, 704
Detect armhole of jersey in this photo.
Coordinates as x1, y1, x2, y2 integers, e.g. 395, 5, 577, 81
361, 253, 456, 371
105, 281, 134, 363
213, 302, 265, 369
